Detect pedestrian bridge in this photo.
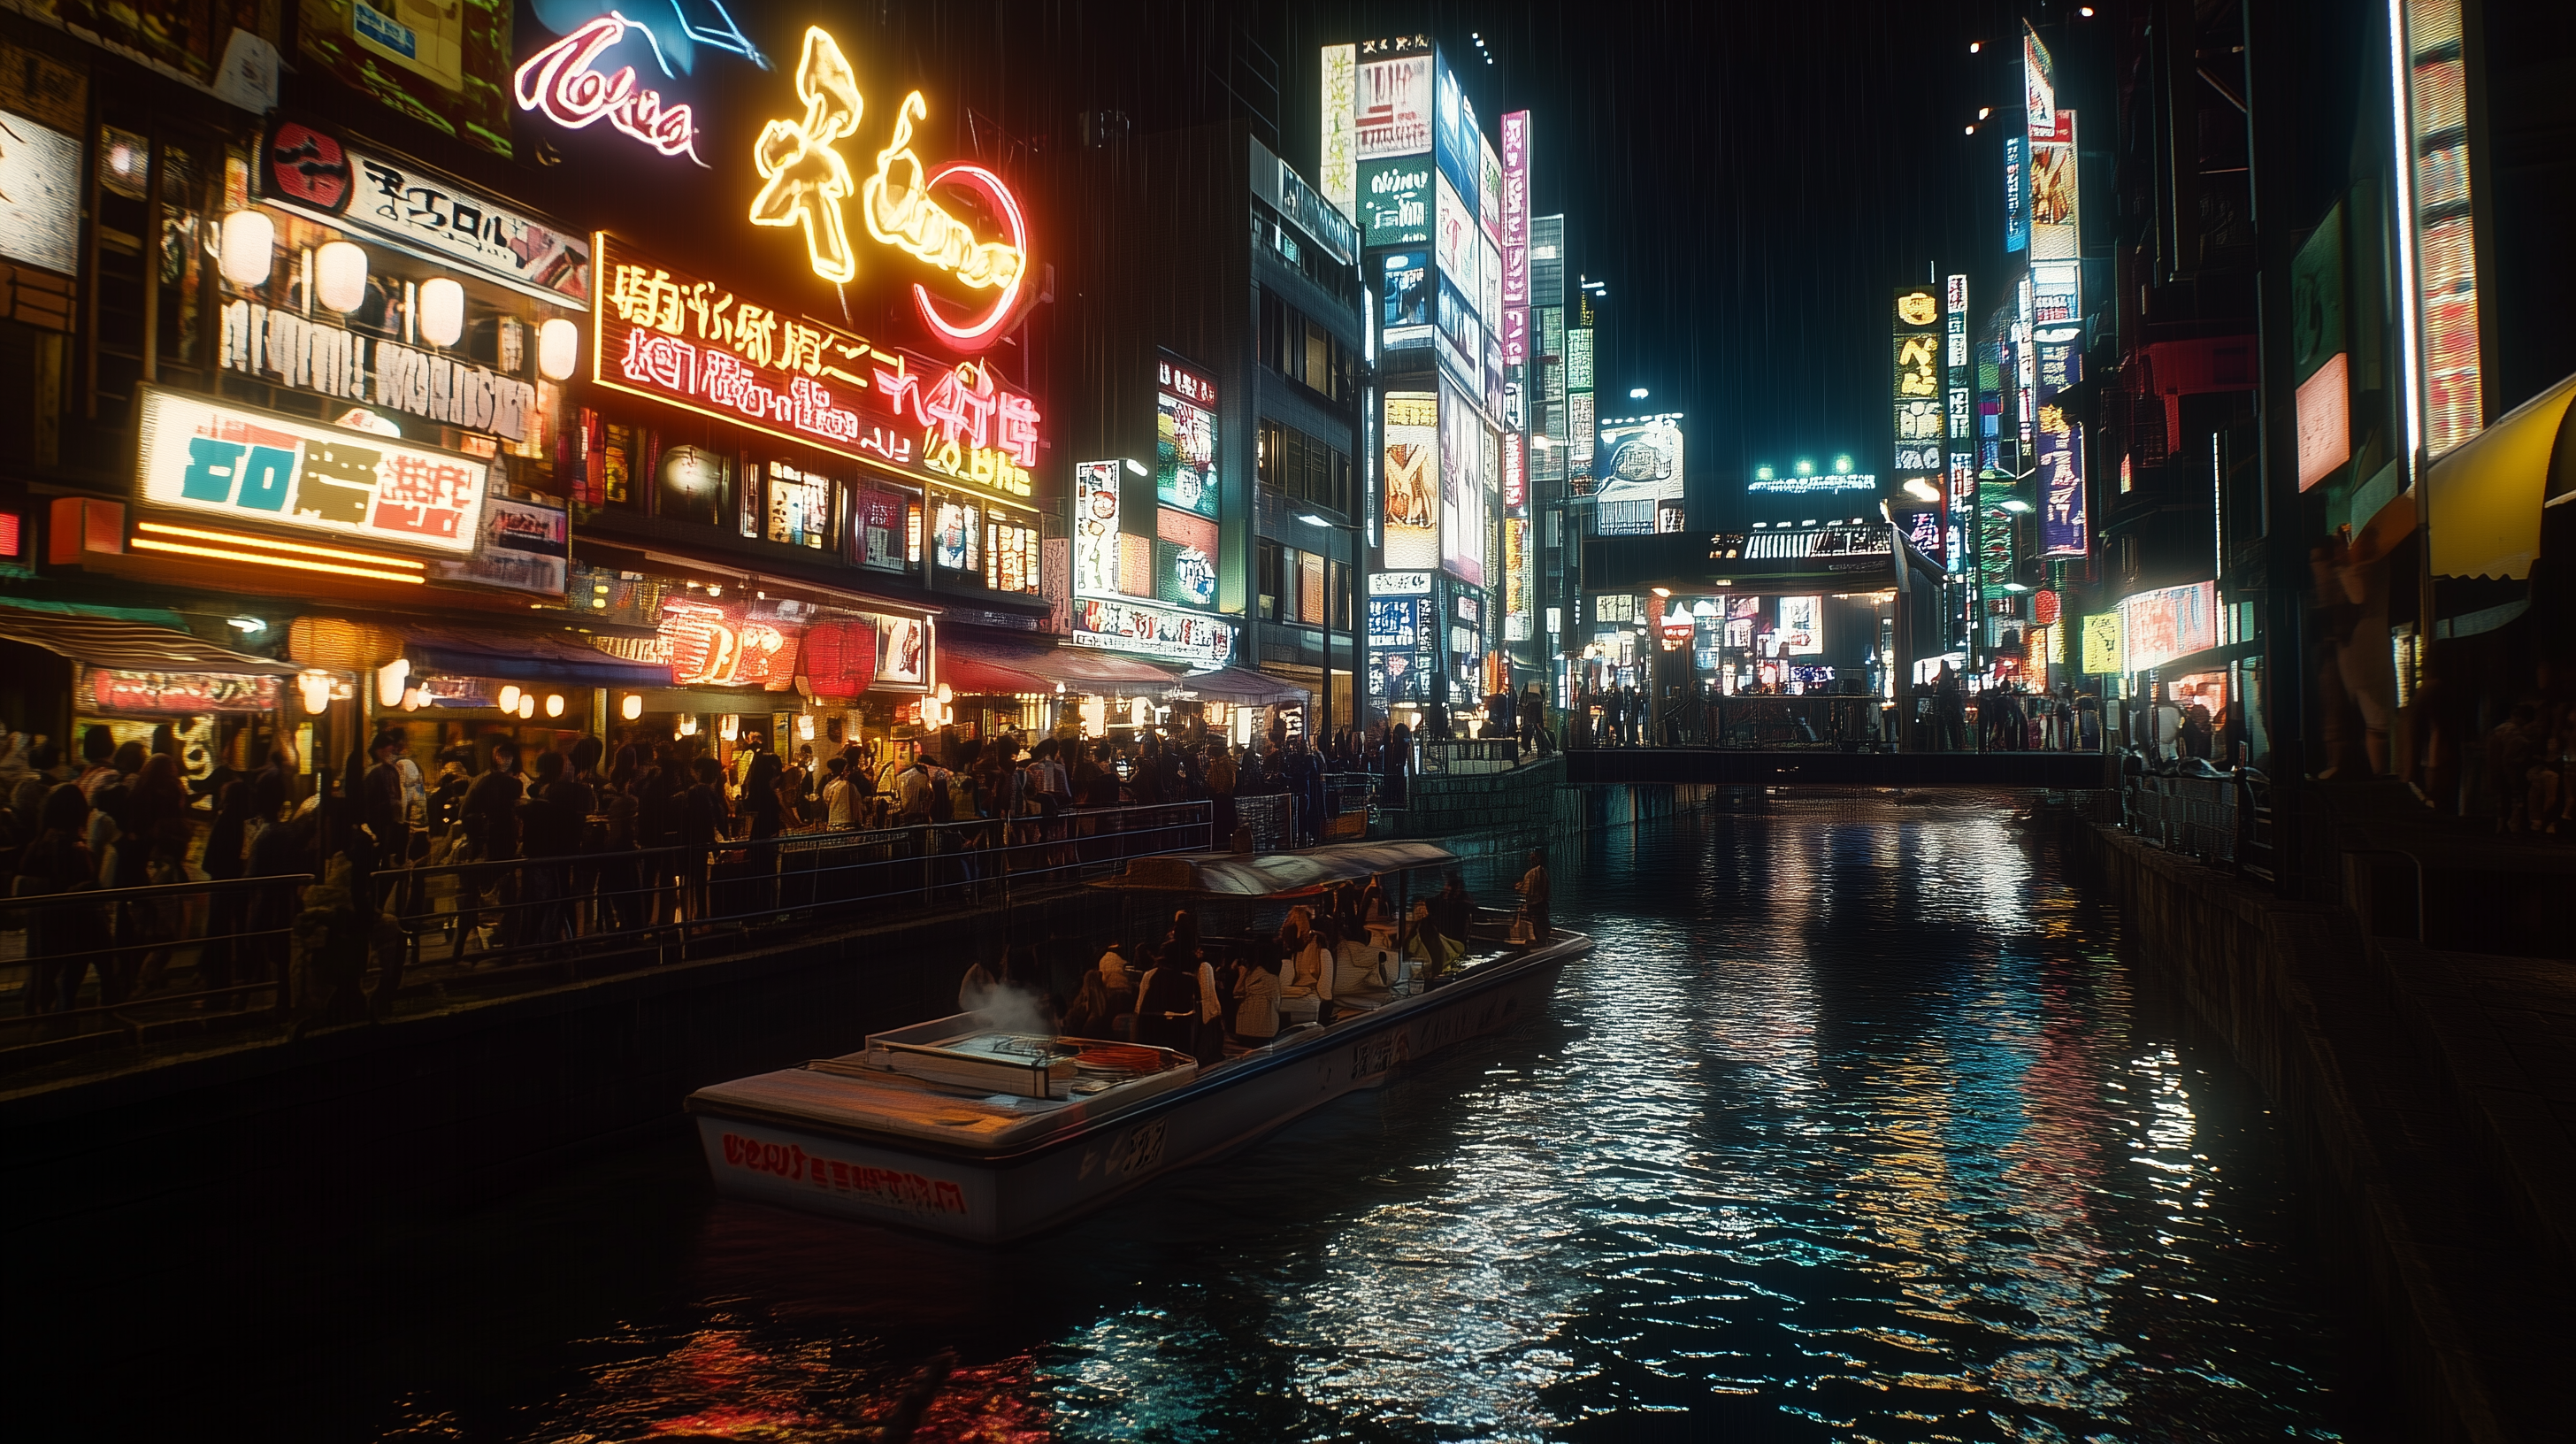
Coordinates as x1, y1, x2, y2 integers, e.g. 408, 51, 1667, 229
1561, 748, 2118, 790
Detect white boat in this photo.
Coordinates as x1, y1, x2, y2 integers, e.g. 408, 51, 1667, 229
687, 844, 1586, 1242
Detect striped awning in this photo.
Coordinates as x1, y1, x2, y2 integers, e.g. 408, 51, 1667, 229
0, 603, 301, 674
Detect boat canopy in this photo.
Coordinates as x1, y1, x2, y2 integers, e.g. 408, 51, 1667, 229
1092, 840, 1460, 896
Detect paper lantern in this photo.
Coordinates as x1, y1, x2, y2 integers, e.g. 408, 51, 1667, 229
288, 617, 402, 670
297, 671, 334, 716
538, 317, 580, 380
497, 685, 522, 714
418, 277, 464, 349
620, 693, 643, 721
719, 715, 739, 741
544, 693, 565, 718
517, 695, 536, 718
796, 714, 816, 740
678, 715, 699, 736
374, 657, 410, 707
797, 618, 878, 699
315, 242, 369, 313
219, 210, 274, 288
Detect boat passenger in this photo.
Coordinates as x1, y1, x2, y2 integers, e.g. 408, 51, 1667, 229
1279, 912, 1334, 1026
1061, 972, 1116, 1039
1132, 948, 1202, 1056
1232, 937, 1283, 1045
1407, 901, 1464, 987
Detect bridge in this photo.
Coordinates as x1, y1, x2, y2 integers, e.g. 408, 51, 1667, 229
1560, 748, 2120, 789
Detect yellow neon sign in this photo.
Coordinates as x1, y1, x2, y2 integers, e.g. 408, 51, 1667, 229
747, 27, 1031, 350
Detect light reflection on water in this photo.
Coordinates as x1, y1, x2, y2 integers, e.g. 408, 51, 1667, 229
297, 797, 2346, 1440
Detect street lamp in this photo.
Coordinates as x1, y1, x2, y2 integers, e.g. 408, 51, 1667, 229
1298, 511, 1363, 751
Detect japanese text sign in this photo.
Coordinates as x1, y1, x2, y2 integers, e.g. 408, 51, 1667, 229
135, 387, 486, 554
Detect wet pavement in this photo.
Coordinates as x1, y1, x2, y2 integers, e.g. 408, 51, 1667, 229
60, 795, 2358, 1441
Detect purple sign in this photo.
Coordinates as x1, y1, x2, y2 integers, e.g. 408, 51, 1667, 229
2035, 326, 2087, 558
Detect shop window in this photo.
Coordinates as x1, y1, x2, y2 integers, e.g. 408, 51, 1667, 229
1328, 559, 1351, 631
764, 460, 832, 549
931, 495, 981, 575
655, 442, 732, 528
1299, 549, 1324, 625
986, 518, 1038, 595
87, 120, 222, 435
1304, 319, 1332, 400
1257, 539, 1284, 622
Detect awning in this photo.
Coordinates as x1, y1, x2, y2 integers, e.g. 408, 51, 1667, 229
938, 629, 1178, 695
1090, 841, 1460, 896
2426, 370, 2576, 581
402, 624, 673, 687
0, 603, 302, 674
1166, 665, 1311, 707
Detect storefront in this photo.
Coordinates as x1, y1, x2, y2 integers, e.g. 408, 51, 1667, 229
0, 603, 303, 793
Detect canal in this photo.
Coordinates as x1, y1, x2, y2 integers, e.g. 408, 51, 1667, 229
74, 795, 2360, 1440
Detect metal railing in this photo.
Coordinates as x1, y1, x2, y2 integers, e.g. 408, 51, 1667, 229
1415, 738, 1526, 773
0, 802, 1211, 1075
2120, 771, 2244, 865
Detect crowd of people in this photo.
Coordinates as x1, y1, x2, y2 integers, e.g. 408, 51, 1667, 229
0, 712, 1465, 1021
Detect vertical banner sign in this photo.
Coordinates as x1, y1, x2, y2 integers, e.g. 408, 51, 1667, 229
1892, 286, 1945, 481
2035, 326, 2088, 557
1499, 111, 1530, 309
1074, 459, 1121, 598
1321, 43, 1358, 223
1944, 275, 1974, 572
2402, 0, 2482, 461
2004, 134, 2029, 254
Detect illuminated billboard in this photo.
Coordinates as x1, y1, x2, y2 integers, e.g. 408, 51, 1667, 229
1595, 414, 1687, 536
1431, 58, 1478, 214
1383, 391, 1440, 572
1359, 156, 1434, 248
2081, 611, 2123, 674
1354, 54, 1432, 159
1320, 43, 1357, 221
0, 110, 82, 275
1478, 133, 1503, 250
1777, 595, 1824, 656
2034, 325, 2088, 558
1438, 382, 1486, 588
2120, 581, 2216, 672
1892, 285, 1944, 479
2403, 0, 2482, 459
1433, 171, 1478, 293
2029, 111, 2080, 262
2003, 135, 2028, 254
1500, 111, 1530, 310
135, 386, 487, 556
1155, 354, 1220, 519
2022, 20, 2057, 130
1380, 250, 1432, 348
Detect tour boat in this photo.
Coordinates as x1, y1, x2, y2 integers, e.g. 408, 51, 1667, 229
686, 842, 1587, 1243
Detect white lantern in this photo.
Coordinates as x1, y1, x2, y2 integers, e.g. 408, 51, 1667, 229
418, 277, 464, 349
219, 210, 275, 288
935, 682, 954, 705
497, 684, 522, 714
796, 713, 816, 740
518, 695, 536, 719
719, 715, 740, 741
374, 657, 411, 708
538, 317, 581, 380
678, 715, 700, 737
315, 241, 369, 313
298, 671, 334, 716
543, 693, 565, 718
620, 693, 643, 721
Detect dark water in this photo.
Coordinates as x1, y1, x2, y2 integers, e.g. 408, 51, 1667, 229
113, 797, 2358, 1440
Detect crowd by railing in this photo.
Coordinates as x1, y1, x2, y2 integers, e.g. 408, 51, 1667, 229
0, 801, 1212, 1072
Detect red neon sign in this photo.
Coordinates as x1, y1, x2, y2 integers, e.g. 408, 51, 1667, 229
909, 161, 1029, 350
514, 16, 702, 163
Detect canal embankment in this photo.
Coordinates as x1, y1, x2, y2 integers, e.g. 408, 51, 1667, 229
0, 769, 1696, 1304
2070, 818, 2575, 1444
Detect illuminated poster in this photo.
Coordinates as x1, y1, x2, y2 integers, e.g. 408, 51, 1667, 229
2034, 326, 2088, 558
986, 518, 1037, 595
765, 462, 831, 549
878, 615, 926, 684
1433, 171, 1477, 295
656, 596, 801, 689
2029, 111, 2079, 262
850, 487, 910, 572
300, 0, 511, 157
2023, 19, 2057, 130
1359, 156, 1433, 249
427, 495, 567, 596
1478, 133, 1504, 250
1073, 459, 1120, 597
134, 387, 486, 554
1155, 507, 1218, 610
1382, 391, 1440, 572
1431, 58, 1477, 211
2120, 581, 2216, 671
1892, 286, 1944, 480
1439, 382, 1485, 588
1072, 596, 1233, 669
1380, 250, 1432, 348
1354, 55, 1431, 159
932, 498, 979, 572
2404, 0, 2482, 458
1777, 595, 1823, 657
2081, 611, 2124, 674
1155, 354, 1220, 519
1321, 43, 1357, 221
0, 109, 80, 274
1595, 415, 1686, 536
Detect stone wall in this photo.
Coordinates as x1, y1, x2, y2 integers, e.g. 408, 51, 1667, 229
1368, 755, 1715, 856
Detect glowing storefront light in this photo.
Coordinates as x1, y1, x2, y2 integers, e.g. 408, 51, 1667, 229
513, 14, 702, 162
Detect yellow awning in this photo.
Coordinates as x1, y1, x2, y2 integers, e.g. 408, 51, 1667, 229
2426, 371, 2576, 580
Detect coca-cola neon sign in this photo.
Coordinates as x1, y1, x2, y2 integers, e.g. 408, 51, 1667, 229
514, 14, 702, 165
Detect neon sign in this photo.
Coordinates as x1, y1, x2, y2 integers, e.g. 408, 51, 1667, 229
592, 234, 1042, 503
748, 27, 1030, 351
514, 15, 702, 164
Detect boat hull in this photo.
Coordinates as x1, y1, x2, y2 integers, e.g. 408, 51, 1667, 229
692, 931, 1585, 1242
